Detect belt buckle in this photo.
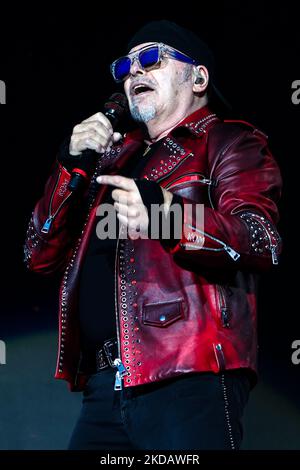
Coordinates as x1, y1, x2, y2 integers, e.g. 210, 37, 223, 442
103, 338, 118, 368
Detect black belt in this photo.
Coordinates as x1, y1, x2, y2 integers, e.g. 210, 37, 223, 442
95, 337, 119, 371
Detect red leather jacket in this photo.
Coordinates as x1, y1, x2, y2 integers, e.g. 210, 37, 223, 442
24, 106, 282, 391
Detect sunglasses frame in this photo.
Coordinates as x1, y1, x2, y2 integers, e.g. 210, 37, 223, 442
110, 42, 198, 83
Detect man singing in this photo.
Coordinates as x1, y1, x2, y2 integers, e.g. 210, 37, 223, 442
25, 20, 282, 450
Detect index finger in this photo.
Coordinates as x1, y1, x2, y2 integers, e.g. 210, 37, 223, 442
97, 175, 136, 192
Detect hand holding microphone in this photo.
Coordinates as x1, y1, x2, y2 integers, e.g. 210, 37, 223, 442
68, 93, 128, 191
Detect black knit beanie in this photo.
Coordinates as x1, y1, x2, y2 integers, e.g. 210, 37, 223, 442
127, 20, 215, 78
127, 20, 231, 109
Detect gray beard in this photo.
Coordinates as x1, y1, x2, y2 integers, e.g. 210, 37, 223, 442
129, 103, 156, 123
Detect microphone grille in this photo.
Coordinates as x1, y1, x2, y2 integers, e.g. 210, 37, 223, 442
104, 93, 128, 125
105, 93, 128, 111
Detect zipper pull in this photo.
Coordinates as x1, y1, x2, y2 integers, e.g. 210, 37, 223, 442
221, 308, 230, 328
41, 216, 54, 234
224, 245, 240, 261
114, 371, 122, 391
202, 178, 213, 185
271, 245, 278, 265
113, 358, 128, 391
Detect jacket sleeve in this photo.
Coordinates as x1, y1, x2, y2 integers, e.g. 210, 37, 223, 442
24, 161, 85, 274
165, 127, 282, 271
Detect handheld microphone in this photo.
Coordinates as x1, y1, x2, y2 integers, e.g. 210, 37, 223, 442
68, 93, 128, 192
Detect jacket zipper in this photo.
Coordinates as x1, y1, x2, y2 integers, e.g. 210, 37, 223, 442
111, 151, 196, 390
164, 172, 214, 190
41, 169, 72, 234
185, 224, 240, 261
113, 229, 129, 391
251, 216, 279, 265
217, 285, 230, 328
156, 153, 194, 184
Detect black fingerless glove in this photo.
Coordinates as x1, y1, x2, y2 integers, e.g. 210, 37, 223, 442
134, 179, 183, 247
56, 136, 83, 173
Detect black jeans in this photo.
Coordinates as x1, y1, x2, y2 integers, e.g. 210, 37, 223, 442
68, 368, 250, 450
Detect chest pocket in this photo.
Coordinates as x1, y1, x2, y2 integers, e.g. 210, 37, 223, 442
142, 299, 186, 327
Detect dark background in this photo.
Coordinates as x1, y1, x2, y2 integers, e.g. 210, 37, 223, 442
0, 2, 299, 449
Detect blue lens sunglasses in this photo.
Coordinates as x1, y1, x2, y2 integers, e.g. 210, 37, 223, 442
110, 43, 198, 83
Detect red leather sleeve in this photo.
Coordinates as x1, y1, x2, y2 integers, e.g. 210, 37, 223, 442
24, 162, 79, 274
167, 128, 282, 271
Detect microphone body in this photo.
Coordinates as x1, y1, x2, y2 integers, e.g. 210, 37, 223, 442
68, 93, 128, 192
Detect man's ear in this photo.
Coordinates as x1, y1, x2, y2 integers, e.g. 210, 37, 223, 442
193, 65, 209, 93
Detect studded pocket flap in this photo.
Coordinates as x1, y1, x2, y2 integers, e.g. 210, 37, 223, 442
142, 299, 185, 327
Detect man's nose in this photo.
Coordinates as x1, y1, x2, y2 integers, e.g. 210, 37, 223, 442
130, 58, 145, 77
